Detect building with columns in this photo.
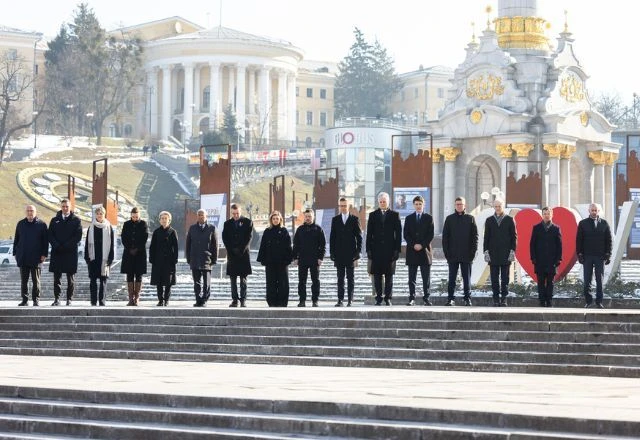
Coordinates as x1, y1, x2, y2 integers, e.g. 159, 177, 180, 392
427, 0, 620, 230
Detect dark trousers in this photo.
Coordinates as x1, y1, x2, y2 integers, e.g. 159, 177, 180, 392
20, 266, 41, 303
192, 269, 212, 304
89, 276, 107, 305
230, 276, 247, 301
156, 285, 171, 301
298, 265, 320, 302
408, 264, 431, 300
583, 255, 605, 304
447, 262, 472, 300
266, 265, 289, 307
336, 265, 355, 301
373, 269, 394, 302
490, 264, 510, 299
53, 272, 75, 300
537, 272, 554, 304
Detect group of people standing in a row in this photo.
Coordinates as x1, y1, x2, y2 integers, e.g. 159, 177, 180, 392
12, 192, 612, 308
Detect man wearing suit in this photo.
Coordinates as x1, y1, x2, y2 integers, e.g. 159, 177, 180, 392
222, 204, 253, 307
186, 209, 218, 307
403, 195, 434, 306
330, 197, 362, 307
292, 209, 326, 307
483, 199, 517, 307
576, 203, 612, 308
530, 207, 562, 307
366, 192, 402, 306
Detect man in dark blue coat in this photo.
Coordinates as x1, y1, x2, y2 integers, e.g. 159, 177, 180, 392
366, 192, 402, 306
48, 199, 83, 306
222, 204, 253, 307
483, 199, 517, 306
293, 209, 326, 307
530, 207, 562, 307
403, 195, 434, 306
13, 205, 48, 306
186, 209, 218, 307
329, 197, 362, 307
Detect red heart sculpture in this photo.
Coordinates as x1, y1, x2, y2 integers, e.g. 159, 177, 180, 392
514, 207, 579, 282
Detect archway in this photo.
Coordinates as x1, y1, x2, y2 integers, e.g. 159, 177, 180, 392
466, 154, 500, 209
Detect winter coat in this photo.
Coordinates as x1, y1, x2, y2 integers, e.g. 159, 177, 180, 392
442, 211, 478, 263
576, 217, 612, 258
366, 209, 402, 275
292, 222, 326, 267
403, 212, 434, 266
222, 216, 253, 277
329, 213, 362, 267
84, 225, 115, 279
530, 221, 562, 275
257, 226, 292, 267
48, 211, 82, 274
186, 222, 218, 271
483, 214, 517, 266
149, 226, 178, 286
120, 219, 149, 275
13, 217, 48, 268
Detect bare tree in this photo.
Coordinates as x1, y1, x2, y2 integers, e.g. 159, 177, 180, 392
0, 51, 44, 166
592, 91, 626, 126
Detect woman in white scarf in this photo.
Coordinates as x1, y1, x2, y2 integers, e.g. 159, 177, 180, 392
84, 206, 114, 306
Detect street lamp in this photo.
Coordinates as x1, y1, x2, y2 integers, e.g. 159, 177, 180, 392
236, 124, 243, 153
32, 111, 38, 149
180, 121, 191, 154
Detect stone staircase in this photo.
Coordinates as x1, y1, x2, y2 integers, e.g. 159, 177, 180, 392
0, 385, 636, 439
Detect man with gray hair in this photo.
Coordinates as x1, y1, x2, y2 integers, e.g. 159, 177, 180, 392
186, 208, 218, 307
483, 198, 517, 306
366, 192, 402, 305
576, 203, 612, 308
13, 205, 48, 306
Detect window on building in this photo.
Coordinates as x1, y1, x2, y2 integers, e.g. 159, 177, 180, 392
438, 88, 445, 98
305, 137, 312, 148
320, 112, 327, 127
124, 124, 133, 137
319, 138, 325, 147
414, 88, 419, 98
306, 88, 313, 98
125, 97, 133, 113
6, 49, 17, 60
320, 89, 327, 99
180, 88, 185, 112
296, 110, 299, 125
296, 87, 299, 97
306, 111, 313, 125
203, 86, 210, 110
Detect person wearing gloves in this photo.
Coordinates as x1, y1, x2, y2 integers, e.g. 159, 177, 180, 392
483, 199, 517, 306
530, 207, 562, 307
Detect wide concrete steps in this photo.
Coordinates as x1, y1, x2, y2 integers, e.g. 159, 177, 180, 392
0, 386, 636, 439
0, 309, 639, 377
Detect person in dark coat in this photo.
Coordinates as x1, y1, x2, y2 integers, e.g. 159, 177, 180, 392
366, 192, 402, 306
329, 197, 362, 307
222, 204, 253, 307
530, 207, 562, 307
293, 208, 326, 307
442, 196, 478, 306
120, 207, 148, 306
483, 199, 517, 307
257, 211, 292, 307
186, 209, 218, 307
149, 211, 178, 306
13, 205, 48, 306
403, 195, 434, 306
84, 206, 114, 306
576, 203, 613, 308
48, 199, 82, 306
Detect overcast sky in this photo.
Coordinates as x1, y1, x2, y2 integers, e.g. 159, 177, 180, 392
3, 0, 636, 102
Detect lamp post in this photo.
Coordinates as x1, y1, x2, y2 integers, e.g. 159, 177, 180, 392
32, 111, 38, 149
180, 121, 191, 154
236, 124, 243, 153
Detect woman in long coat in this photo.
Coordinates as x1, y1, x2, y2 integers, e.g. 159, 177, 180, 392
149, 211, 178, 306
120, 207, 148, 306
84, 206, 114, 306
257, 211, 292, 307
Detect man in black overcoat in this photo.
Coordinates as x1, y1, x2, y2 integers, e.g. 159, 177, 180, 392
403, 195, 434, 306
222, 204, 253, 307
442, 196, 478, 306
329, 197, 362, 306
530, 207, 562, 307
13, 205, 48, 306
576, 203, 613, 308
186, 209, 218, 307
48, 199, 83, 306
483, 199, 517, 306
366, 192, 402, 306
292, 209, 326, 307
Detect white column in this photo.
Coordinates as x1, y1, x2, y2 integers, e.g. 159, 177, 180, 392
209, 62, 220, 131
161, 65, 171, 140
277, 70, 287, 142
442, 148, 460, 218
183, 63, 194, 139
236, 63, 246, 129
548, 156, 560, 207
593, 163, 605, 214
248, 69, 256, 115
147, 68, 158, 136
605, 162, 615, 221
287, 72, 296, 142
560, 157, 570, 207
171, 66, 178, 114
431, 154, 441, 232
193, 65, 201, 114
258, 66, 271, 143
227, 65, 235, 108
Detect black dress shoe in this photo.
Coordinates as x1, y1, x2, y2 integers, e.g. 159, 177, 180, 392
539, 301, 546, 307
384, 299, 392, 306
33, 301, 39, 307
546, 301, 553, 308
423, 299, 432, 306
66, 300, 72, 306
335, 301, 344, 307
164, 301, 169, 306
407, 299, 415, 306
464, 298, 472, 306
347, 300, 352, 307
499, 298, 507, 307
157, 301, 164, 306
298, 301, 306, 307
584, 303, 592, 308
375, 301, 382, 306
595, 303, 605, 309
312, 301, 319, 307
445, 300, 455, 306
99, 301, 106, 307
229, 301, 238, 308
193, 302, 203, 307
51, 299, 60, 306
18, 301, 28, 307
240, 300, 247, 308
